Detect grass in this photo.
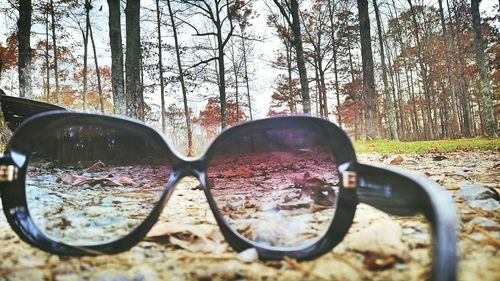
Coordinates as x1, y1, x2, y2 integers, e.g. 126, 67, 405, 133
353, 137, 500, 154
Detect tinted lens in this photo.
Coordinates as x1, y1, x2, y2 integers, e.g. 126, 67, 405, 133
26, 122, 171, 245
207, 125, 339, 248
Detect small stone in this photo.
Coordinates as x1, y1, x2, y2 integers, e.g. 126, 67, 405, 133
469, 217, 497, 228
237, 248, 259, 263
457, 182, 494, 201
469, 199, 500, 211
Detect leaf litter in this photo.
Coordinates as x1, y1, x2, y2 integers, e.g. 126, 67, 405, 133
0, 151, 498, 280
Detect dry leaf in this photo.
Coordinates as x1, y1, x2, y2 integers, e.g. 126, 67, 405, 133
57, 174, 135, 187
345, 219, 410, 261
146, 222, 225, 253
388, 155, 404, 165
363, 254, 396, 270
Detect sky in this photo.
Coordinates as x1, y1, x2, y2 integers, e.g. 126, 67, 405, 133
0, 0, 497, 121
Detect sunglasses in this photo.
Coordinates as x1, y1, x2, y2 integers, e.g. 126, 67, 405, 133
0, 111, 457, 281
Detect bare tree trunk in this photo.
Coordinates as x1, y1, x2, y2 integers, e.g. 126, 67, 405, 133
241, 36, 253, 120
471, 0, 497, 136
373, 0, 397, 140
357, 0, 378, 139
125, 0, 142, 120
18, 0, 32, 98
272, 0, 310, 114
108, 0, 125, 115
50, 0, 60, 104
167, 0, 193, 156
328, 0, 341, 126
82, 0, 91, 111
156, 0, 166, 133
89, 21, 104, 113
438, 0, 459, 138
45, 7, 50, 102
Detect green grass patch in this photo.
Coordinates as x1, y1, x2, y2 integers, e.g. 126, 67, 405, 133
353, 138, 500, 154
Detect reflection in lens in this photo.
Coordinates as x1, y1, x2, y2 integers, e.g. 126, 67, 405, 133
26, 123, 171, 245
207, 127, 339, 248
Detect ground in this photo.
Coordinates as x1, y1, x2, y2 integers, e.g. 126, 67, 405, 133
0, 151, 498, 281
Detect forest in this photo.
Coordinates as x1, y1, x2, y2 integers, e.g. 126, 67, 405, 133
0, 0, 498, 155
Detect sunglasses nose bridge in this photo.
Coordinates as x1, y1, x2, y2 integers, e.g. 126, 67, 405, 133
174, 159, 206, 179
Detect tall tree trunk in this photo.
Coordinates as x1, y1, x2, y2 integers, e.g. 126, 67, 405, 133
167, 0, 193, 156
18, 0, 32, 98
241, 36, 253, 120
50, 0, 60, 104
373, 0, 397, 140
471, 0, 497, 136
357, 0, 378, 139
328, 0, 341, 126
45, 7, 50, 102
438, 0, 459, 138
108, 0, 125, 115
89, 22, 104, 113
272, 0, 310, 114
156, 0, 166, 133
82, 0, 91, 111
125, 0, 142, 120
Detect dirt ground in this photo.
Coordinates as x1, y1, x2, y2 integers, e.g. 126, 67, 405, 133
0, 151, 498, 281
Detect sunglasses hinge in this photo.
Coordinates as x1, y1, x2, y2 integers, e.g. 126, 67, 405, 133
342, 171, 357, 189
0, 165, 18, 182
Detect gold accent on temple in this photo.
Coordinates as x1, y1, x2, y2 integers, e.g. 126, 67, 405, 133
0, 165, 18, 182
342, 171, 357, 189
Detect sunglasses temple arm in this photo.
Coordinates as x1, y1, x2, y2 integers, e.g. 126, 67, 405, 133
354, 163, 457, 281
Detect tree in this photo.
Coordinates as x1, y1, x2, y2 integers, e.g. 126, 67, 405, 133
125, 0, 143, 119
271, 0, 311, 114
107, 0, 125, 115
166, 0, 193, 156
357, 0, 378, 139
471, 0, 497, 136
373, 0, 397, 139
181, 0, 236, 129
18, 0, 32, 98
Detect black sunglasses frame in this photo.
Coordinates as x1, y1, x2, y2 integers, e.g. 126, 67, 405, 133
0, 111, 457, 281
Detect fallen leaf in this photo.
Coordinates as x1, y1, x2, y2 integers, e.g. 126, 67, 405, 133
57, 174, 136, 187
363, 254, 396, 270
345, 219, 410, 261
388, 155, 404, 165
146, 222, 225, 253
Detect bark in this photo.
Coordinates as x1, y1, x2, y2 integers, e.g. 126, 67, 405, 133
357, 0, 378, 139
373, 0, 397, 140
471, 0, 497, 136
272, 0, 310, 114
107, 0, 125, 116
50, 0, 60, 104
125, 0, 142, 120
18, 0, 32, 98
167, 0, 193, 156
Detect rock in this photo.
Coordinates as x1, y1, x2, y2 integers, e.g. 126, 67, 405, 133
457, 182, 494, 201
237, 248, 259, 263
469, 217, 497, 229
469, 199, 500, 211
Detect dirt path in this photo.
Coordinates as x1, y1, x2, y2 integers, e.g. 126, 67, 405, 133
0, 151, 498, 281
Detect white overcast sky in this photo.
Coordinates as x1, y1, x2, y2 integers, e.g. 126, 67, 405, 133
0, 0, 497, 120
